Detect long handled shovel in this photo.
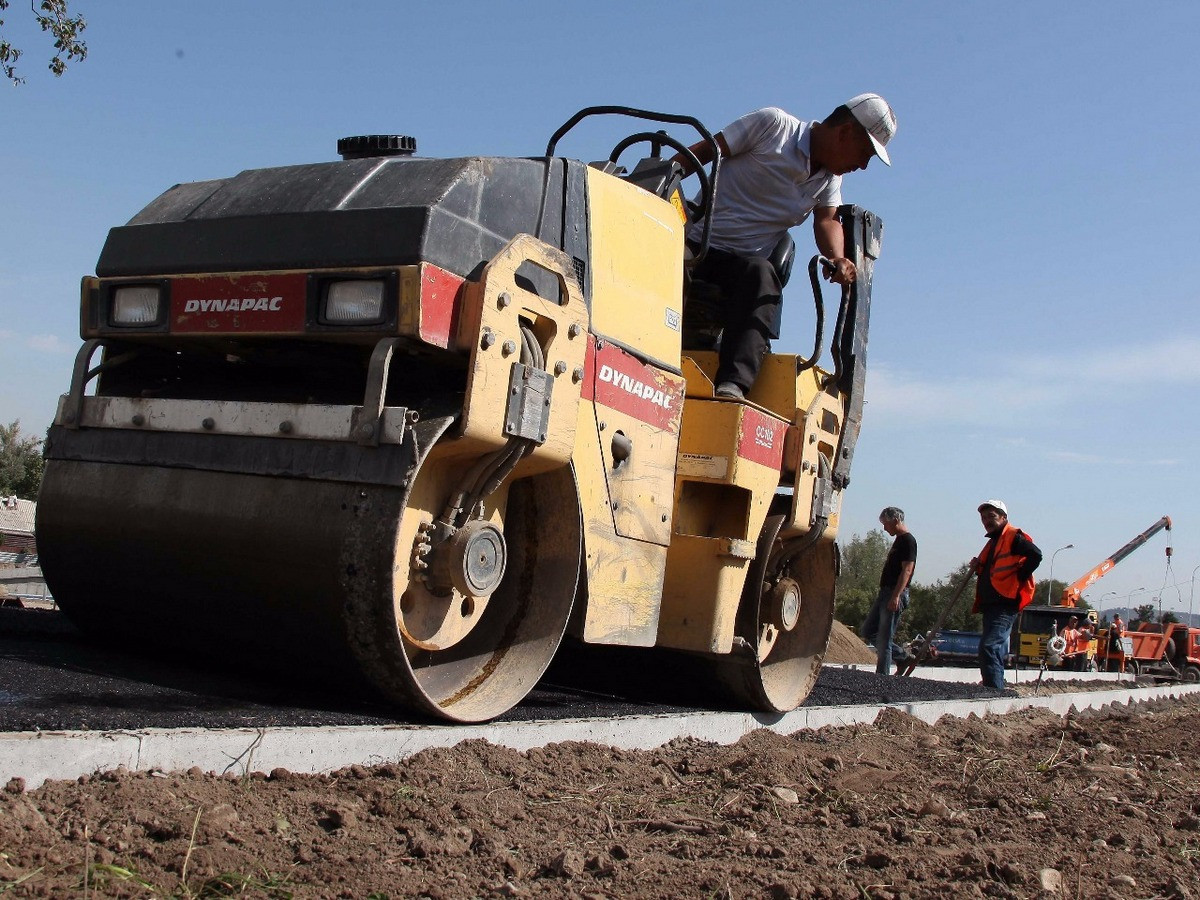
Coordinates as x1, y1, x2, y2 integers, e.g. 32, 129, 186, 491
900, 571, 974, 677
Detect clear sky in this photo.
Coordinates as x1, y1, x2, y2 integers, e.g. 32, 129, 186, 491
3, 1, 1197, 617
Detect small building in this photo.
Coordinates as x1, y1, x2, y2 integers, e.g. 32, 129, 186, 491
0, 495, 38, 566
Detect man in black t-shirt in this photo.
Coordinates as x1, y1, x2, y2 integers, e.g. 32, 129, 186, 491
860, 506, 917, 675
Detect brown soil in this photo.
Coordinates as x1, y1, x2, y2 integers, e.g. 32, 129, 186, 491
3, 699, 1197, 899
825, 619, 877, 664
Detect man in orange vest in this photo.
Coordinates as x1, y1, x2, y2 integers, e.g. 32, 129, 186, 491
970, 500, 1043, 689
1060, 615, 1081, 669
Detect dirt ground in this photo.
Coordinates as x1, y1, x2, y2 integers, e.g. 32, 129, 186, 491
3, 696, 1198, 899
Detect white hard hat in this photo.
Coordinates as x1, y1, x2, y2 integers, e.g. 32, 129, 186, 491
846, 93, 897, 165
978, 499, 1008, 516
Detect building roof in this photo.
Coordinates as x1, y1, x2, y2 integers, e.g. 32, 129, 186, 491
0, 496, 36, 537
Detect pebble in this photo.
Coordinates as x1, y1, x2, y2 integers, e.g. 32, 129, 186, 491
1038, 868, 1062, 895
1109, 874, 1137, 888
771, 786, 799, 804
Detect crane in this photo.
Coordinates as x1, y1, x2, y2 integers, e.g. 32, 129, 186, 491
1061, 516, 1172, 607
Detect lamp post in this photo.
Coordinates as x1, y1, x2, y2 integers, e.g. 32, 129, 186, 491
1046, 544, 1074, 605
1097, 590, 1118, 623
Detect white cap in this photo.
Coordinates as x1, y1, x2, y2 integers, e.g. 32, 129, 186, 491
978, 499, 1008, 516
846, 93, 897, 165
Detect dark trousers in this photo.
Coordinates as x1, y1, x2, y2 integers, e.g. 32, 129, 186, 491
687, 248, 783, 392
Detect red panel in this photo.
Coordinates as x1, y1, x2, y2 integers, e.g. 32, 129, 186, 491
590, 341, 683, 432
172, 273, 308, 334
737, 406, 786, 470
418, 264, 464, 349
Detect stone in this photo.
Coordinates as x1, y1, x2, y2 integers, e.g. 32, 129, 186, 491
771, 786, 800, 804
1038, 868, 1062, 896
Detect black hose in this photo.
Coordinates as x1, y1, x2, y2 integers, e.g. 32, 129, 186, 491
798, 256, 829, 375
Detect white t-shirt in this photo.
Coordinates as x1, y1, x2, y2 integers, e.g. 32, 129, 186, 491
689, 107, 842, 258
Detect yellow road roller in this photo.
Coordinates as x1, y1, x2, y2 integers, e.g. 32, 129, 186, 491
36, 107, 883, 722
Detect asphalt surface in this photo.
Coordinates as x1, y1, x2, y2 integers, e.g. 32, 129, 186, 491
0, 608, 1010, 733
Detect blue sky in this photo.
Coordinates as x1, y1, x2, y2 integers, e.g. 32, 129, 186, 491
3, 1, 1197, 617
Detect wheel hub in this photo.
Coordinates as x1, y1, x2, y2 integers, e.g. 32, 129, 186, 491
426, 520, 508, 598
758, 577, 802, 662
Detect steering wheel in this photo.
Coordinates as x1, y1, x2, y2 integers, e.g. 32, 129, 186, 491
608, 131, 712, 228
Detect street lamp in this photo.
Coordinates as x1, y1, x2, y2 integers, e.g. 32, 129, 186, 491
1046, 544, 1074, 605
1097, 590, 1118, 622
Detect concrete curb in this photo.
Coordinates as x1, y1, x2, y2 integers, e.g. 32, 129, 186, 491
5, 683, 1199, 790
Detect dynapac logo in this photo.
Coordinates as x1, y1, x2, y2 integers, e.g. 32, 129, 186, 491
598, 364, 673, 410
183, 297, 284, 313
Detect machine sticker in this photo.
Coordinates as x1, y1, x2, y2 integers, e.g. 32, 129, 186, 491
418, 263, 464, 348
172, 273, 307, 333
664, 307, 681, 332
677, 453, 729, 479
581, 339, 684, 432
737, 406, 787, 470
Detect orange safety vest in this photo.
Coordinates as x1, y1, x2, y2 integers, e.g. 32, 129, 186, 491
973, 523, 1037, 612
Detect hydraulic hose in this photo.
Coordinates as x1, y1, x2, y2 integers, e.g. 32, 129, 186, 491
798, 256, 829, 376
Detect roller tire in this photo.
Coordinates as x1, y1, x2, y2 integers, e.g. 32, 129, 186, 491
712, 516, 834, 714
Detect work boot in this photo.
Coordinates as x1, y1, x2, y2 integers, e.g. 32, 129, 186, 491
715, 382, 745, 400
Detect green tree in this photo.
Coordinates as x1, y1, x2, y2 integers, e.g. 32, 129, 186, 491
0, 0, 87, 85
1161, 610, 1179, 626
1032, 577, 1072, 607
834, 529, 889, 629
1131, 603, 1156, 629
0, 420, 44, 498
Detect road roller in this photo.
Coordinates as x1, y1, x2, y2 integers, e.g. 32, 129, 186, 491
36, 107, 882, 722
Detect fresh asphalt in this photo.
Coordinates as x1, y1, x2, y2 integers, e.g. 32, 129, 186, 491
0, 607, 1010, 733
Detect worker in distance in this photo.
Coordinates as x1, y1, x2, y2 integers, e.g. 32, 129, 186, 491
970, 500, 1043, 689
673, 93, 897, 399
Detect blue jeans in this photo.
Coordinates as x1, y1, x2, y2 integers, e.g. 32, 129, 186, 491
979, 605, 1018, 689
861, 586, 909, 675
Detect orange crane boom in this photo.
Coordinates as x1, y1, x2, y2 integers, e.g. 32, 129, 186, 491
1061, 516, 1172, 606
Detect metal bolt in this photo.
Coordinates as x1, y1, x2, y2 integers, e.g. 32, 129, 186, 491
572, 366, 584, 383
554, 361, 567, 376
497, 292, 512, 309
596, 339, 605, 351
131, 414, 145, 427
661, 514, 668, 523
809, 434, 816, 444
64, 412, 76, 424
279, 421, 293, 434
360, 423, 374, 436
599, 421, 606, 431
480, 329, 496, 350
202, 418, 215, 430
568, 323, 582, 339
502, 340, 517, 356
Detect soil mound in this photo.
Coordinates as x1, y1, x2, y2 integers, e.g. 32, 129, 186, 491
2, 697, 1197, 898
825, 618, 876, 664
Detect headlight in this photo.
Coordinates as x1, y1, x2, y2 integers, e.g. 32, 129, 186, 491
323, 279, 385, 323
111, 285, 162, 325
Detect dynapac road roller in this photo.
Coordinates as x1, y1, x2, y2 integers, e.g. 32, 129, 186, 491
37, 107, 882, 722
